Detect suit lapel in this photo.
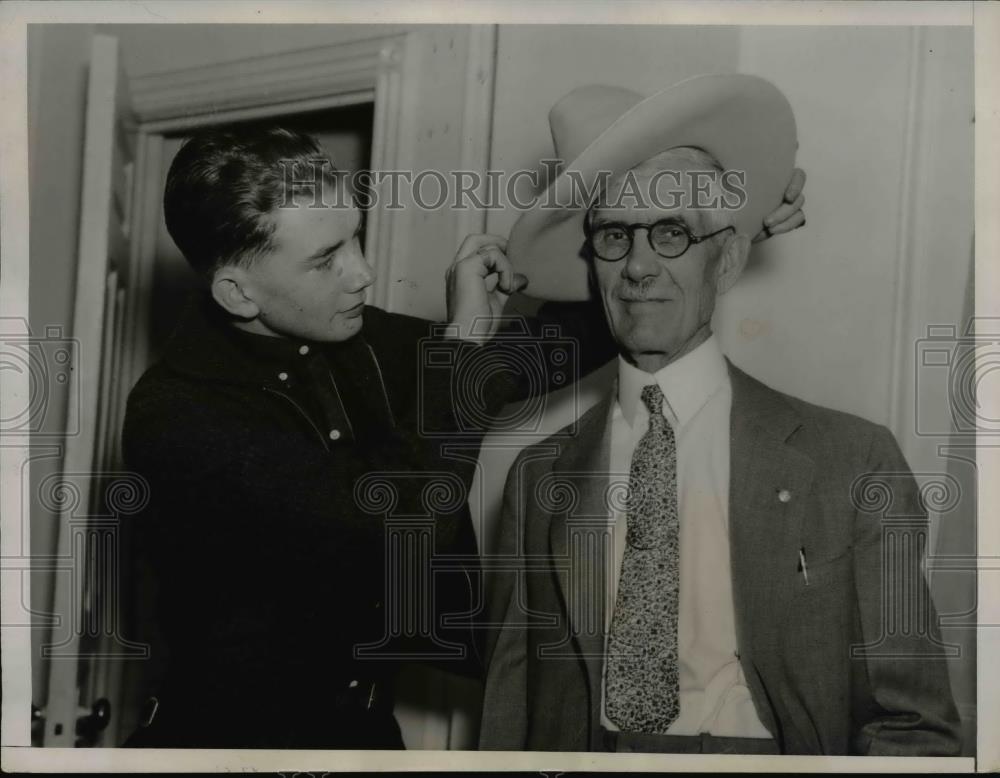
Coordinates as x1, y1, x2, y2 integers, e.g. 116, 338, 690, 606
727, 363, 815, 742
548, 388, 617, 726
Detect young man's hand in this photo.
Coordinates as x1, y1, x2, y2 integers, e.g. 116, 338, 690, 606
753, 167, 806, 243
445, 234, 528, 342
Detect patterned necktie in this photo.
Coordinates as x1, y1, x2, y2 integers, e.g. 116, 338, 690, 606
605, 383, 680, 732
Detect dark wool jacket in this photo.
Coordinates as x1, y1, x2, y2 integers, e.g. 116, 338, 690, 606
122, 295, 615, 749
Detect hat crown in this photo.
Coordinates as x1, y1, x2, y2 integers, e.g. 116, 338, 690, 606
513, 74, 798, 302
549, 85, 644, 164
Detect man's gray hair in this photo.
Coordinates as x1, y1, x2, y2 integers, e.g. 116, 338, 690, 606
631, 145, 724, 176
630, 146, 734, 233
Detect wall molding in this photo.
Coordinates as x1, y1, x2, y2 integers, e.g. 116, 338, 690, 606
886, 27, 927, 446
366, 34, 410, 312
128, 35, 403, 125
375, 26, 499, 318
453, 25, 498, 248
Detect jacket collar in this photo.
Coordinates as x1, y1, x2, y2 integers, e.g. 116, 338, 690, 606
160, 294, 374, 387
727, 361, 805, 444
727, 360, 814, 748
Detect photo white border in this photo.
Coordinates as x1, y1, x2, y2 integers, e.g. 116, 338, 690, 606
1, 0, 994, 773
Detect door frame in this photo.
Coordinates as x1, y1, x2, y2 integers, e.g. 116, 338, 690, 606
41, 33, 139, 748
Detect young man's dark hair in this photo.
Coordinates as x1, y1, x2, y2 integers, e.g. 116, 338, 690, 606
163, 125, 342, 277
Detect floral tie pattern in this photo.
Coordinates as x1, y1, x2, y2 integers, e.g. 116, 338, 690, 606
605, 383, 680, 732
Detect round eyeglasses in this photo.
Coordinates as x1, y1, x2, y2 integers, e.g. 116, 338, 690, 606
586, 218, 735, 262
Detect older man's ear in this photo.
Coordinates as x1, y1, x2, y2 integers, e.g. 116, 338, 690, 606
714, 233, 752, 296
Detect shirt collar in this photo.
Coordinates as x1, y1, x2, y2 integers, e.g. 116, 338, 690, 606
161, 292, 352, 385
617, 333, 729, 430
227, 323, 320, 368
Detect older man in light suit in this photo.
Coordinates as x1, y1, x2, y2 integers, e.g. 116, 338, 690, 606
479, 74, 961, 755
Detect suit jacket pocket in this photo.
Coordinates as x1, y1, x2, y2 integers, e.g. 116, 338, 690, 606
785, 546, 854, 637
795, 545, 853, 590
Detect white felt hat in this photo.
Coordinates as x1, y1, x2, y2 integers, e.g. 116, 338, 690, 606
508, 74, 798, 301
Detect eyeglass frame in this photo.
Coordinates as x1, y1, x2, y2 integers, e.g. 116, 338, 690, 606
584, 214, 735, 262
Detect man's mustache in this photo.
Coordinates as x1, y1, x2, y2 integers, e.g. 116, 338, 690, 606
616, 279, 665, 302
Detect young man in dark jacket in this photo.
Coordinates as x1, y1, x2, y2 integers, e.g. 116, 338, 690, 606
121, 126, 551, 749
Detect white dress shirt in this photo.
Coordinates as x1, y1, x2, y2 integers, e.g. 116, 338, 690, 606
600, 334, 772, 738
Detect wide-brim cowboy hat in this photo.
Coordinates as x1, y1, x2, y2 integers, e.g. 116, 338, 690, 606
507, 73, 798, 301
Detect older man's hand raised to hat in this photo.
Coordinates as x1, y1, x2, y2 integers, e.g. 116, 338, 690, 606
445, 233, 528, 343
754, 167, 806, 242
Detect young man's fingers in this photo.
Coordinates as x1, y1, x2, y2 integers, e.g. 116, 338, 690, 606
495, 255, 518, 293
485, 252, 527, 295
764, 193, 805, 228
476, 244, 516, 286
494, 270, 528, 296
784, 167, 806, 202
768, 209, 805, 235
509, 272, 529, 294
491, 274, 529, 307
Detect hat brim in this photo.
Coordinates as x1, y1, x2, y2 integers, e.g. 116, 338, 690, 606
508, 73, 798, 301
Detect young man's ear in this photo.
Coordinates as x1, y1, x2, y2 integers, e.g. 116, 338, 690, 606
211, 265, 260, 320
714, 232, 751, 296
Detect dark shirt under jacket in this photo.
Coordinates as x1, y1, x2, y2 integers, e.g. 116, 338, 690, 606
122, 295, 614, 749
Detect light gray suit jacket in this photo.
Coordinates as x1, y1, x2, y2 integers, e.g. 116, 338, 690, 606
479, 363, 961, 755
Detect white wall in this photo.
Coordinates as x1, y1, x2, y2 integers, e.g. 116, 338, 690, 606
725, 26, 915, 421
